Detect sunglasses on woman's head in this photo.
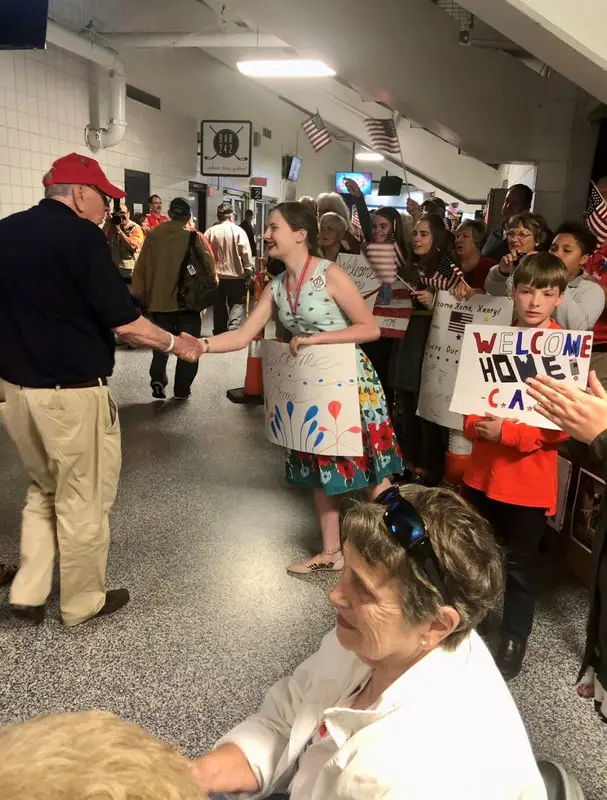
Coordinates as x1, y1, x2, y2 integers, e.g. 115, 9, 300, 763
375, 486, 453, 606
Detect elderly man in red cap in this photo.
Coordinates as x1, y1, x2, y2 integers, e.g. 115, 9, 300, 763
0, 153, 202, 627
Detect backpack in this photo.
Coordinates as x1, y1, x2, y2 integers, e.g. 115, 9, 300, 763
177, 231, 217, 312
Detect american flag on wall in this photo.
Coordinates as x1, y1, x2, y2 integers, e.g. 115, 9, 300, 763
425, 255, 463, 291
364, 118, 400, 155
586, 182, 607, 245
301, 112, 332, 152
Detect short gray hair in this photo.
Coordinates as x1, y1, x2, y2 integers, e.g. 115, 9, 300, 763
343, 485, 504, 650
42, 173, 73, 199
319, 211, 347, 235
455, 219, 487, 249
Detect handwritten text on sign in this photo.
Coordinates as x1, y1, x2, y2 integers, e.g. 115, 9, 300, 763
417, 292, 513, 429
450, 325, 593, 429
337, 252, 381, 311
261, 341, 363, 456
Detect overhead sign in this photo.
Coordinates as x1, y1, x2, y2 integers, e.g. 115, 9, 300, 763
261, 341, 363, 456
251, 186, 263, 201
201, 120, 252, 177
450, 324, 593, 429
417, 291, 513, 429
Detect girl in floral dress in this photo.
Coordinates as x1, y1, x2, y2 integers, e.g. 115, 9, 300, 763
198, 202, 402, 574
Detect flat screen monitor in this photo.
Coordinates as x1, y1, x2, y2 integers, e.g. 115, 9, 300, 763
0, 0, 49, 50
335, 172, 373, 196
288, 156, 302, 182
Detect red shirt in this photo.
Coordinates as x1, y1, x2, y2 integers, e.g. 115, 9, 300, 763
464, 255, 495, 290
145, 212, 169, 231
586, 243, 607, 344
462, 319, 568, 515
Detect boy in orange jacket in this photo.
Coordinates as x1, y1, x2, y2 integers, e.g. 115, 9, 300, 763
464, 252, 570, 680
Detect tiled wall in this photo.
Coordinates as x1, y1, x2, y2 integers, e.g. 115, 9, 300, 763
0, 44, 199, 220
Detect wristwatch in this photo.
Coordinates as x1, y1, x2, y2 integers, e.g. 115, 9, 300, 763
202, 337, 211, 353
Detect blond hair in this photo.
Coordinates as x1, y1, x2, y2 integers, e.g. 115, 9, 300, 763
0, 710, 207, 800
316, 191, 350, 223
343, 485, 503, 650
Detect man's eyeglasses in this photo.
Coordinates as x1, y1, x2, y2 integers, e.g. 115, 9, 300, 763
376, 486, 453, 606
86, 185, 110, 206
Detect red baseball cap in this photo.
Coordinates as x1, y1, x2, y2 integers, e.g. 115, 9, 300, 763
42, 152, 125, 199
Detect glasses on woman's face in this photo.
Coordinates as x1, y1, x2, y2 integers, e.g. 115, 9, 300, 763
506, 228, 532, 241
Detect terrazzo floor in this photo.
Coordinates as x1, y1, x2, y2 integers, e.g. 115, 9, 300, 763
0, 323, 605, 798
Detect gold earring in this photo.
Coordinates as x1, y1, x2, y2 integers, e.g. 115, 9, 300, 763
420, 638, 427, 648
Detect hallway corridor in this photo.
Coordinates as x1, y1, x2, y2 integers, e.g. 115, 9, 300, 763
0, 342, 605, 798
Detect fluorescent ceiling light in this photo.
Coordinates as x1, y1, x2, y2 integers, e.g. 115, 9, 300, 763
355, 152, 384, 162
237, 59, 336, 78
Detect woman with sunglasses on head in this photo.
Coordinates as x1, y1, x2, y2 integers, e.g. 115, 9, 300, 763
197, 202, 401, 575
390, 214, 458, 486
192, 485, 545, 800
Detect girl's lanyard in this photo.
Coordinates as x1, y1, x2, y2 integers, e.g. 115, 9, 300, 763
286, 255, 312, 316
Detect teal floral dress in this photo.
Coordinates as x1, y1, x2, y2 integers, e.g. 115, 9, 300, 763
271, 259, 402, 496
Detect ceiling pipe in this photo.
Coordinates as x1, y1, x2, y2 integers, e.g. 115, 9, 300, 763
46, 20, 127, 149
99, 31, 287, 48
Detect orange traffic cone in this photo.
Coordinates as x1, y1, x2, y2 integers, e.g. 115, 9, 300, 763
443, 430, 472, 491
226, 258, 266, 405
226, 335, 264, 405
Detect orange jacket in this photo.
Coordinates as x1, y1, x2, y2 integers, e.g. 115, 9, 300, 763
463, 416, 567, 515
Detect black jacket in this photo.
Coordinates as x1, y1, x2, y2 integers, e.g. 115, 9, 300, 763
579, 429, 607, 685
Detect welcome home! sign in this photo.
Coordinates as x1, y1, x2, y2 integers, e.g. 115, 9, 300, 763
450, 325, 593, 430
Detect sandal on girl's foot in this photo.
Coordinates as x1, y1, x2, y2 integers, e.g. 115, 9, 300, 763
287, 550, 344, 575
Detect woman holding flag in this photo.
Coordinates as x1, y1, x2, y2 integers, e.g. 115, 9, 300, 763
343, 179, 409, 404
390, 214, 461, 486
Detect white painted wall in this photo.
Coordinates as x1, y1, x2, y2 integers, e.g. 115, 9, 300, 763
0, 45, 198, 219
0, 9, 353, 219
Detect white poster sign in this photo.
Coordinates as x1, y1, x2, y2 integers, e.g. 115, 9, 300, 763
337, 252, 381, 310
417, 292, 513, 429
201, 120, 252, 177
450, 325, 593, 429
261, 341, 363, 456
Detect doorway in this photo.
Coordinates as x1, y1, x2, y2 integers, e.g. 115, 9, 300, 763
222, 190, 247, 224
187, 181, 208, 231
124, 169, 150, 218
254, 198, 276, 256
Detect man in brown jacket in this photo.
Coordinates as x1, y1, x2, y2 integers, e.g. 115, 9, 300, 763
132, 197, 216, 400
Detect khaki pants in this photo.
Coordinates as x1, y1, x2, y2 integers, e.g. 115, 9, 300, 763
2, 382, 121, 626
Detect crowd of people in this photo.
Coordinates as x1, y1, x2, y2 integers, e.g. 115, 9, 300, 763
1, 150, 607, 798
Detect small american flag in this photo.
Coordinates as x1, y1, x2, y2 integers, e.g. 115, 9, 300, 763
586, 182, 607, 245
302, 112, 332, 152
425, 255, 463, 291
351, 206, 363, 240
362, 232, 406, 284
448, 310, 474, 335
364, 118, 400, 155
